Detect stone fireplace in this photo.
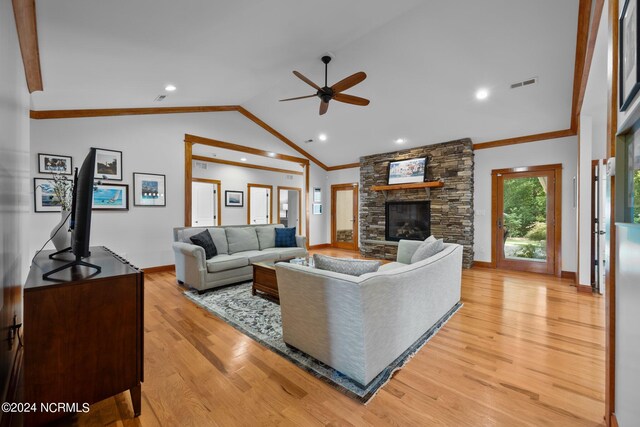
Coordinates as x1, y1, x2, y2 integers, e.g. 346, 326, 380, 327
385, 201, 431, 241
359, 138, 474, 268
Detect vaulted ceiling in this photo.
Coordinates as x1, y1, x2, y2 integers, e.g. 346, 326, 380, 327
32, 0, 580, 165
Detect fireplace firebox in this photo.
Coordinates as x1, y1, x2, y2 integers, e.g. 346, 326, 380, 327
385, 201, 431, 241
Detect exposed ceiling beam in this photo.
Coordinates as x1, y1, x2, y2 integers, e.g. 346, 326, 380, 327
235, 107, 329, 170
576, 0, 605, 118
570, 0, 593, 131
192, 155, 303, 175
473, 128, 576, 150
12, 0, 43, 93
30, 105, 237, 119
185, 133, 309, 166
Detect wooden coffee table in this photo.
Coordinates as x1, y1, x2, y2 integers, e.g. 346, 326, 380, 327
252, 261, 281, 300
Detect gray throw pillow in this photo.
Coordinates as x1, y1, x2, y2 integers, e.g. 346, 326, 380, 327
313, 254, 380, 276
225, 227, 260, 254
411, 239, 445, 263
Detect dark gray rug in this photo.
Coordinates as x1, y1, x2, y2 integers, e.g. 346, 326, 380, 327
184, 282, 461, 403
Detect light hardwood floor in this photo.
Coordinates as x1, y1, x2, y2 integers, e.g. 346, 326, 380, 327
58, 252, 605, 426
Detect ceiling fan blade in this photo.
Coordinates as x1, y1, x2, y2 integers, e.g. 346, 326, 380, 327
319, 100, 329, 115
334, 93, 370, 106
293, 71, 321, 90
279, 94, 317, 102
331, 71, 367, 93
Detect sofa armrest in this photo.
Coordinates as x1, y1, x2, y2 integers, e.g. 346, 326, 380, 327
396, 240, 423, 264
295, 235, 307, 249
172, 242, 207, 290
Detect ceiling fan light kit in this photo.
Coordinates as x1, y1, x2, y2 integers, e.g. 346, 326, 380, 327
280, 55, 370, 115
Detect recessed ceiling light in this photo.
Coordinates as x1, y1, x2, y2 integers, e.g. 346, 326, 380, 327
475, 88, 489, 100
165, 84, 177, 92
240, 157, 247, 162
394, 138, 405, 144
318, 133, 328, 141
268, 152, 276, 157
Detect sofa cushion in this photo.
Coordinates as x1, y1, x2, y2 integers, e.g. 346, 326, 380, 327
377, 261, 406, 272
275, 227, 297, 247
234, 250, 279, 264
226, 227, 260, 254
190, 230, 217, 259
206, 254, 249, 273
208, 228, 229, 255
255, 224, 284, 250
313, 254, 380, 276
263, 247, 308, 260
411, 238, 445, 264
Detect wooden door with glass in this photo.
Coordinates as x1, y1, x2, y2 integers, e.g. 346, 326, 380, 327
492, 164, 561, 275
331, 183, 358, 250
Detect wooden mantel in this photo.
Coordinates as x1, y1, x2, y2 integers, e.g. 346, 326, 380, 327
371, 181, 444, 199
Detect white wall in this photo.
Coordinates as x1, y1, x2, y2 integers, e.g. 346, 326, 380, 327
193, 161, 303, 227
473, 137, 578, 272
578, 117, 593, 285
29, 112, 328, 267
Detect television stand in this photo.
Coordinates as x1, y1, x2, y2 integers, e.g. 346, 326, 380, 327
42, 254, 102, 281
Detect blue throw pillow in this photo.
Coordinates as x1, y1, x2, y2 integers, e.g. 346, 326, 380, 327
275, 227, 297, 247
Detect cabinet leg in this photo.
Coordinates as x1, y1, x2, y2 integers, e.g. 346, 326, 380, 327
130, 384, 142, 417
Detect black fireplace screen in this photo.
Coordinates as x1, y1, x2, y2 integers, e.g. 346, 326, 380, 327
385, 201, 431, 241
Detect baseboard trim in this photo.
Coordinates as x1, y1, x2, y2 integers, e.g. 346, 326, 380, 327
309, 244, 332, 250
561, 271, 577, 281
143, 264, 176, 273
472, 261, 494, 268
577, 284, 593, 293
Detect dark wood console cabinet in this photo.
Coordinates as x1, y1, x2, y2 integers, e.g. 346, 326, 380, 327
24, 247, 143, 426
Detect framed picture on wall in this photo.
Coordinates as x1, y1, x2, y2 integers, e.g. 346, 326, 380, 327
38, 153, 73, 175
133, 173, 166, 206
92, 183, 129, 210
620, 0, 640, 111
33, 178, 71, 212
94, 148, 123, 181
225, 190, 244, 207
387, 157, 427, 185
313, 203, 322, 215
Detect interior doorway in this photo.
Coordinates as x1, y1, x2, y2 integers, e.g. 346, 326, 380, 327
247, 184, 273, 224
331, 183, 359, 250
191, 178, 221, 227
277, 186, 301, 231
491, 164, 562, 275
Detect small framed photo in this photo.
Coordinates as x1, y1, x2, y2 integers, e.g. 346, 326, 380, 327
38, 153, 73, 175
93, 183, 129, 210
387, 157, 427, 185
620, 0, 640, 111
94, 148, 123, 181
34, 178, 70, 212
225, 190, 244, 207
313, 187, 322, 203
313, 203, 323, 215
133, 173, 166, 206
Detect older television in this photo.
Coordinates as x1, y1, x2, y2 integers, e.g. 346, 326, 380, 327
43, 148, 101, 280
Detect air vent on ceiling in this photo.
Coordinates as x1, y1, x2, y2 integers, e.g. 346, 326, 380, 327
195, 162, 208, 170
510, 77, 538, 89
154, 95, 167, 102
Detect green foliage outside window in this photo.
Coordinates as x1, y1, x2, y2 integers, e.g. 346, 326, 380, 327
503, 177, 547, 237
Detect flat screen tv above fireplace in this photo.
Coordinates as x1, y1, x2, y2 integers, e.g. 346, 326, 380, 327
385, 201, 431, 241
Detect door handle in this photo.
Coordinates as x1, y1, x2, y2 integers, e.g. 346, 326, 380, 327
497, 218, 503, 229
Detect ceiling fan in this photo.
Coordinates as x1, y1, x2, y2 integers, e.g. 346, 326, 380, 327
279, 55, 370, 115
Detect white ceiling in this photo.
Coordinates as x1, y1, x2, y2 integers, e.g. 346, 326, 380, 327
32, 0, 579, 166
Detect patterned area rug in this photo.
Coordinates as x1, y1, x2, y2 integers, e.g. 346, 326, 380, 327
184, 282, 462, 404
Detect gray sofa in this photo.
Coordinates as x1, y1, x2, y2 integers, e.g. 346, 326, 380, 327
274, 240, 462, 386
172, 224, 307, 292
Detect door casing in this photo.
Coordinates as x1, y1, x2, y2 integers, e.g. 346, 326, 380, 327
331, 183, 359, 250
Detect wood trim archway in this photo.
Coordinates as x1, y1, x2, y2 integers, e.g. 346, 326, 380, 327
190, 178, 222, 226
247, 183, 274, 225
276, 186, 302, 229
331, 183, 359, 251
490, 164, 562, 277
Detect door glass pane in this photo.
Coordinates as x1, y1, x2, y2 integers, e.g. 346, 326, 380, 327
502, 176, 547, 262
335, 189, 354, 243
